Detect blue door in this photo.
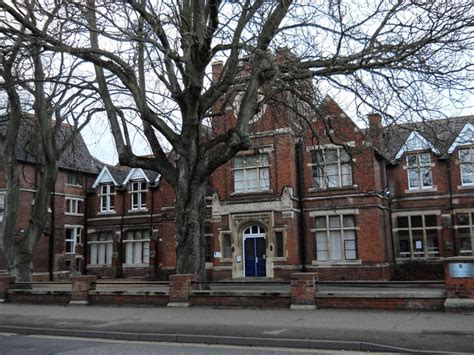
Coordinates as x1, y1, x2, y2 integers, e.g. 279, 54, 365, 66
243, 226, 266, 277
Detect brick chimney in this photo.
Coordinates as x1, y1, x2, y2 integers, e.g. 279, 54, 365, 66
367, 112, 383, 150
212, 60, 223, 82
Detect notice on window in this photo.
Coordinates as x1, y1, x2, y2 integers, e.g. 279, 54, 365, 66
415, 241, 423, 249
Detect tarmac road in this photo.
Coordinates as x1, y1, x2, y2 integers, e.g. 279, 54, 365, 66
0, 304, 473, 354
0, 333, 397, 355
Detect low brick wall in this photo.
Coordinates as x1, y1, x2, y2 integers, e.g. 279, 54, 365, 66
316, 297, 445, 311
89, 292, 169, 306
310, 265, 392, 281
191, 291, 291, 308
7, 290, 71, 305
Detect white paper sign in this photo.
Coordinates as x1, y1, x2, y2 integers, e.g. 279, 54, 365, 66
415, 241, 423, 249
213, 251, 222, 258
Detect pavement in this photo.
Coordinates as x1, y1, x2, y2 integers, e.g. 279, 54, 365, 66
0, 303, 473, 354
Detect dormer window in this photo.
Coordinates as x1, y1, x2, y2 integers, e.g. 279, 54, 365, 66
67, 172, 81, 186
459, 148, 474, 186
130, 181, 147, 210
99, 184, 115, 213
407, 152, 432, 189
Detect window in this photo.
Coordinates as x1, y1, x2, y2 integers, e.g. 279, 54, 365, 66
275, 231, 284, 257
89, 231, 114, 265
455, 212, 474, 256
407, 153, 432, 189
459, 148, 474, 186
395, 215, 439, 258
99, 184, 115, 212
233, 154, 270, 193
65, 227, 82, 254
123, 230, 150, 265
67, 172, 81, 186
312, 148, 352, 189
65, 197, 83, 215
222, 233, 232, 259
315, 215, 357, 261
130, 181, 147, 210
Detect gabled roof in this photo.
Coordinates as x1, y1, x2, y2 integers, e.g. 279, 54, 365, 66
383, 115, 474, 161
0, 115, 101, 174
123, 168, 150, 185
395, 131, 440, 159
92, 166, 119, 188
448, 123, 474, 153
90, 165, 160, 188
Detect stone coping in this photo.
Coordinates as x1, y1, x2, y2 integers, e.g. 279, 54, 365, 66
316, 290, 446, 299
191, 290, 290, 297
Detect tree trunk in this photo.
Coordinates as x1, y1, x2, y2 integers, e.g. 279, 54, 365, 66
10, 162, 57, 284
174, 167, 208, 283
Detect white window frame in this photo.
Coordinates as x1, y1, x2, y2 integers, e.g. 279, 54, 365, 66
65, 226, 82, 255
233, 154, 270, 193
314, 214, 357, 262
123, 230, 151, 265
89, 231, 114, 265
65, 197, 83, 216
311, 147, 353, 189
454, 211, 474, 256
406, 152, 433, 190
459, 148, 474, 186
130, 180, 147, 211
99, 184, 115, 213
394, 214, 440, 259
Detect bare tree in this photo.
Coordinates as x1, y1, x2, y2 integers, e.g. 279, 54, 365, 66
1, 0, 473, 281
0, 4, 95, 283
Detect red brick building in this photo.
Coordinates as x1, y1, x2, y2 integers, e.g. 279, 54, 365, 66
0, 119, 101, 279
1, 98, 473, 281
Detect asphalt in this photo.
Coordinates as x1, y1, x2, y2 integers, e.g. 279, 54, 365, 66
0, 303, 473, 354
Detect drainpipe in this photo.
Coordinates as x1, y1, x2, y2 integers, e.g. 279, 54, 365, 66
446, 158, 457, 255
117, 187, 126, 278
295, 140, 306, 272
150, 181, 155, 278
48, 182, 55, 281
82, 175, 89, 275
384, 161, 397, 265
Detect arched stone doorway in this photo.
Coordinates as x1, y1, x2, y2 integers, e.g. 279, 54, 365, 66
243, 225, 266, 277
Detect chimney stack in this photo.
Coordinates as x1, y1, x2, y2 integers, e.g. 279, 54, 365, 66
367, 113, 383, 150
211, 60, 224, 82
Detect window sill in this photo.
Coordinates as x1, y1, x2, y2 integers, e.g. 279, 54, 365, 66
395, 257, 441, 262
87, 264, 112, 268
128, 208, 149, 213
98, 211, 116, 216
405, 187, 437, 193
122, 263, 149, 268
458, 184, 474, 190
311, 259, 362, 266
230, 190, 272, 196
65, 213, 84, 217
66, 184, 82, 188
308, 185, 358, 193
